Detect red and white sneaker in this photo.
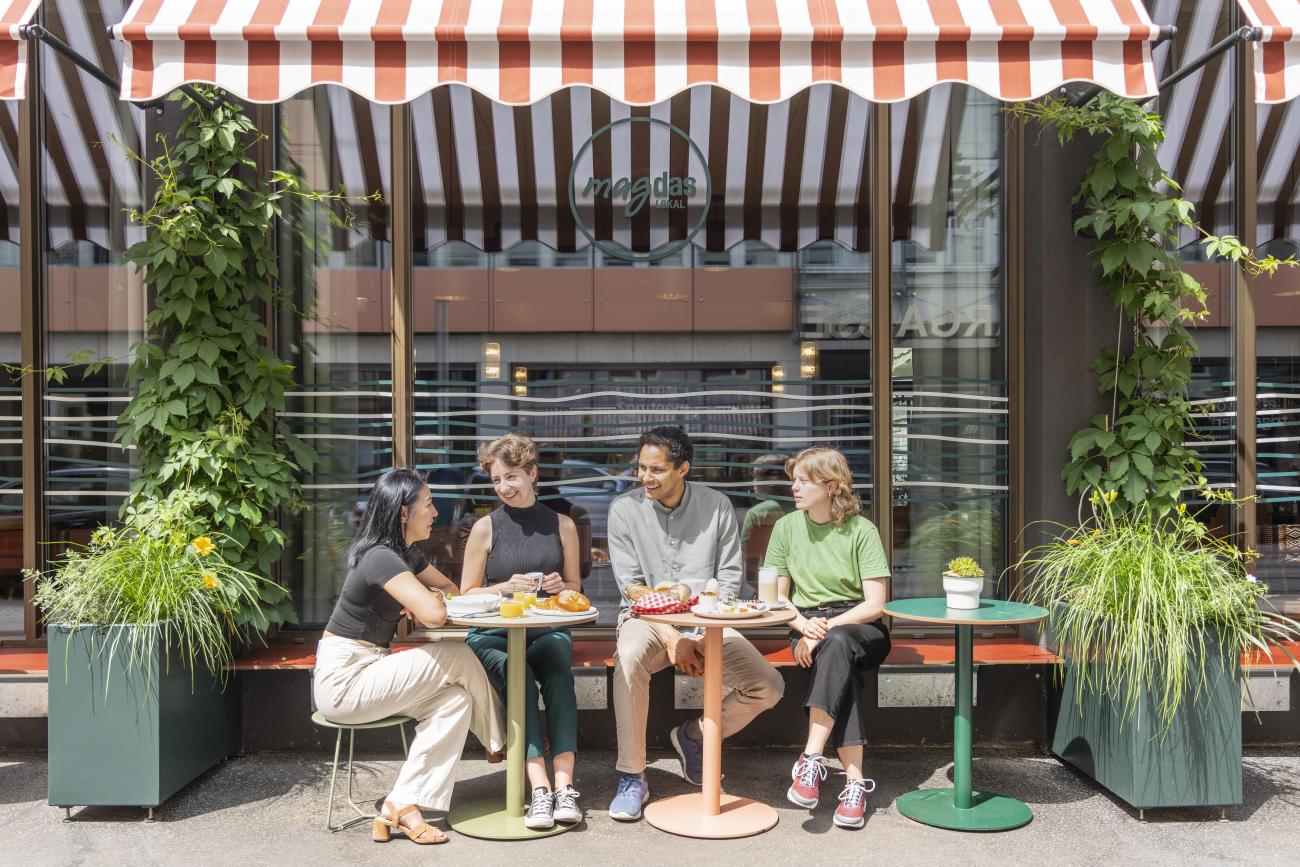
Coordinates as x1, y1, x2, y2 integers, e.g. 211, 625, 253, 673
786, 753, 829, 808
833, 778, 876, 829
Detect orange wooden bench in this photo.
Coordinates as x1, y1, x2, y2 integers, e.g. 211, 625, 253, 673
219, 636, 1061, 671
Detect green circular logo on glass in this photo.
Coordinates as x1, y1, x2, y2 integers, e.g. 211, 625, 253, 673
568, 116, 712, 262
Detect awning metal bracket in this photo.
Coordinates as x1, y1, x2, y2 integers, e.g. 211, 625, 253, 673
1068, 25, 1261, 107
21, 23, 215, 112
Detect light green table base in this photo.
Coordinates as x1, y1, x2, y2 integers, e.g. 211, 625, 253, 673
895, 788, 1032, 832
447, 797, 573, 840
445, 618, 594, 841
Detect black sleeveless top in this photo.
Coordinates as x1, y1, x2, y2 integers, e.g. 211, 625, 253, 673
483, 502, 565, 583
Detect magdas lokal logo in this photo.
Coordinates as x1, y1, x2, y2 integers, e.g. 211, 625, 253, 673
568, 116, 711, 262
582, 172, 699, 218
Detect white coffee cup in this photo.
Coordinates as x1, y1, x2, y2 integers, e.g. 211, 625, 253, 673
695, 591, 719, 613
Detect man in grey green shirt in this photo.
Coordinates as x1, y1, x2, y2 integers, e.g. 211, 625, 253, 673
605, 427, 784, 822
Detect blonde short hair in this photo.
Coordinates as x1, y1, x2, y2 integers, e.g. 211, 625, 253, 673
786, 446, 861, 526
478, 432, 539, 476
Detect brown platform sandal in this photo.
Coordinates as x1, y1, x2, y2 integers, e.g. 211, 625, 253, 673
372, 804, 449, 844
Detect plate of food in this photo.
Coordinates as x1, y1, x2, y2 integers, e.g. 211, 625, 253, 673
694, 599, 767, 620
445, 592, 501, 617
531, 590, 594, 617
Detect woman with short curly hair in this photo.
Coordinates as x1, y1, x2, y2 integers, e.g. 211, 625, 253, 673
763, 446, 891, 830
461, 432, 584, 829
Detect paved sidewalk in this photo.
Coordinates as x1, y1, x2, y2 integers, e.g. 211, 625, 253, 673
2, 747, 1297, 866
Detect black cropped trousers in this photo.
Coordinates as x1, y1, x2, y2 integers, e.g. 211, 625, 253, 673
789, 603, 891, 748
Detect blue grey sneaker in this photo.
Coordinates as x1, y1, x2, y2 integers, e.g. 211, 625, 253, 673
670, 721, 704, 786
608, 773, 650, 821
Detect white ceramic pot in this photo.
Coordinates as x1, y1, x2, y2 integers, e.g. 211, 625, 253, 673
942, 574, 984, 610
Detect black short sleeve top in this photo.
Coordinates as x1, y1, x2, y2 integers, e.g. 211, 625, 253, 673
324, 544, 430, 648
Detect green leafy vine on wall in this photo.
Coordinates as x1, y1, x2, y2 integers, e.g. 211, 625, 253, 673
1008, 94, 1294, 517
114, 91, 349, 630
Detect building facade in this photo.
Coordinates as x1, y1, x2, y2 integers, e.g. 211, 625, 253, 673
0, 0, 1297, 668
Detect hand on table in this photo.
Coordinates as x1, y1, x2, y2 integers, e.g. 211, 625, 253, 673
803, 617, 830, 641
794, 636, 820, 668
671, 636, 705, 677
539, 572, 565, 594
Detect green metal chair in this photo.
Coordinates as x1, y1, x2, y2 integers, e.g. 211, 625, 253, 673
311, 710, 412, 831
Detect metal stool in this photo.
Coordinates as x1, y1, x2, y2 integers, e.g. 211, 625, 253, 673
311, 710, 411, 831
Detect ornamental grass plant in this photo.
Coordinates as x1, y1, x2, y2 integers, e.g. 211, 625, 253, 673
30, 490, 287, 685
1015, 490, 1300, 734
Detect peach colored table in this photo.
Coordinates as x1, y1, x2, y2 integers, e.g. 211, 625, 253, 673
637, 607, 797, 839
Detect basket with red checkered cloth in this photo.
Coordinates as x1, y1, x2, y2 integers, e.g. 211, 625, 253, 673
630, 591, 697, 616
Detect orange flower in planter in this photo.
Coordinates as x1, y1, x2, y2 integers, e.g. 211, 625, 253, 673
191, 536, 216, 557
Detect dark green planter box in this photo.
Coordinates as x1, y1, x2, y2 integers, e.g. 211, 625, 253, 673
47, 624, 239, 808
1051, 648, 1242, 810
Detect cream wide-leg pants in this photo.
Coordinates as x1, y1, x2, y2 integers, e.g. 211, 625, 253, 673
313, 636, 506, 810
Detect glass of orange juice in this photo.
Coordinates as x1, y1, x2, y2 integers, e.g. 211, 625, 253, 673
500, 600, 524, 618
513, 591, 537, 608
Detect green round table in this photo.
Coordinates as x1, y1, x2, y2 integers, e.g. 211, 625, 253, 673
445, 608, 598, 840
882, 597, 1048, 832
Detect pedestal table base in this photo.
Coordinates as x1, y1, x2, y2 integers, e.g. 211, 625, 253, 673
447, 797, 573, 840
643, 793, 778, 839
895, 788, 1032, 832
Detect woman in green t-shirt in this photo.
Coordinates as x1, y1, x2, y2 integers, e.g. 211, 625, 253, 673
762, 447, 890, 830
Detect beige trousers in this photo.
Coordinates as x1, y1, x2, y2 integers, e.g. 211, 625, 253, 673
612, 618, 785, 775
313, 637, 506, 810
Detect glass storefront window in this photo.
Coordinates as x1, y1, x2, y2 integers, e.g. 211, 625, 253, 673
1255, 51, 1300, 597
412, 84, 877, 626
41, 0, 146, 574
1150, 0, 1236, 531
277, 88, 393, 626
889, 86, 1007, 600
0, 102, 18, 634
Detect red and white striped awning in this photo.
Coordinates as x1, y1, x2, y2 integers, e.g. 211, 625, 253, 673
111, 0, 1164, 106
0, 0, 40, 99
1238, 0, 1300, 103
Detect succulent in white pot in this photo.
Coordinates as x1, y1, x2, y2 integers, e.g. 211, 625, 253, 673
942, 557, 986, 610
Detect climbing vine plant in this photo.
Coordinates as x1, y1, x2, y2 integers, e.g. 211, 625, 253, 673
1008, 94, 1291, 517
116, 90, 348, 629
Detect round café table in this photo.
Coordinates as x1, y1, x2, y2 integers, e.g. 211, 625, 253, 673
882, 597, 1048, 832
445, 608, 598, 840
637, 606, 796, 839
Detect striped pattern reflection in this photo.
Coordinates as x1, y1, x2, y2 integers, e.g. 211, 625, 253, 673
315, 81, 965, 254
111, 0, 1163, 105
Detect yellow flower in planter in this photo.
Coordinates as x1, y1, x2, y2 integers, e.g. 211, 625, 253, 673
202, 571, 219, 590
1066, 538, 1082, 546
191, 536, 216, 557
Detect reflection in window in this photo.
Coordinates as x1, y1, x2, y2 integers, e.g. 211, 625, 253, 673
1254, 20, 1300, 596
1149, 0, 1236, 531
411, 83, 878, 625
890, 85, 1006, 600
277, 88, 393, 626
0, 102, 18, 634
41, 1, 147, 581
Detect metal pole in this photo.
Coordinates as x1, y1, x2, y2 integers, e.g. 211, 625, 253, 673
701, 626, 724, 816
19, 15, 45, 642
506, 627, 526, 818
953, 624, 974, 810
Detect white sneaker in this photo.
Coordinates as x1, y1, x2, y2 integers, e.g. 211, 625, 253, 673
553, 785, 583, 824
524, 787, 555, 830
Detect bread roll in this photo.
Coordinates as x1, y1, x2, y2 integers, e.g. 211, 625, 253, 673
625, 583, 652, 602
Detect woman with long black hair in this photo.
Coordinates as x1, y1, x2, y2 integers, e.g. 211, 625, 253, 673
313, 468, 505, 845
